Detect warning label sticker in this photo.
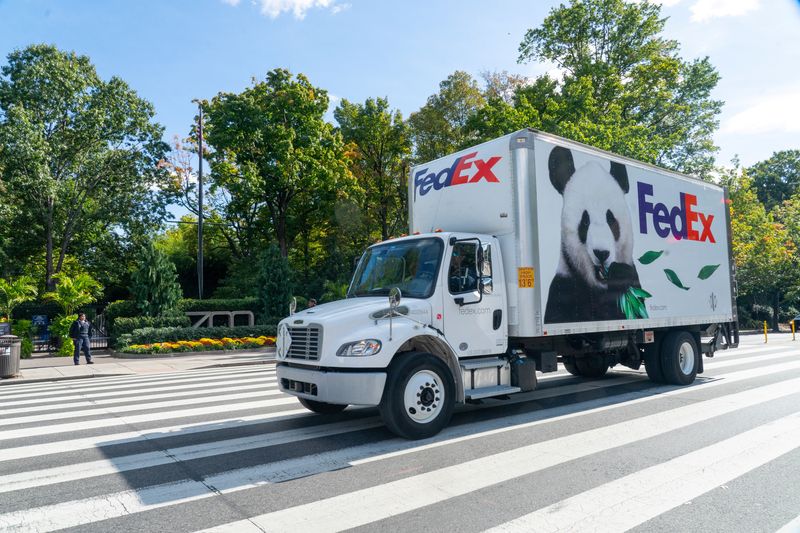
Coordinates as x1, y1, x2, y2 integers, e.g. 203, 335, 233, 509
518, 267, 535, 288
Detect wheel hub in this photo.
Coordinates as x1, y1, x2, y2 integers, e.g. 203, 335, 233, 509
403, 370, 444, 424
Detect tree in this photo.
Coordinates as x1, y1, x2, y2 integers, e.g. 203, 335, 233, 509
257, 244, 293, 319
130, 242, 183, 317
408, 71, 485, 162
472, 0, 722, 177
0, 45, 172, 290
203, 68, 354, 258
0, 275, 38, 321
334, 97, 411, 241
723, 168, 796, 331
747, 150, 800, 212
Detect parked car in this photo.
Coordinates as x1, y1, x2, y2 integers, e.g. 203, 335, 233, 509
792, 315, 800, 332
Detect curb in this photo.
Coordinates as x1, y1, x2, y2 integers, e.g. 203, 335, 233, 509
0, 373, 130, 386
110, 347, 276, 359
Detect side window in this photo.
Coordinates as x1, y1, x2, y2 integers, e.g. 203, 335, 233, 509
448, 242, 479, 294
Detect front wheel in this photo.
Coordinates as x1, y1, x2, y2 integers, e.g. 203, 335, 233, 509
380, 352, 455, 440
299, 397, 348, 414
660, 331, 699, 385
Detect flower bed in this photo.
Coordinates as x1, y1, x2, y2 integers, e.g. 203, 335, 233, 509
122, 335, 276, 354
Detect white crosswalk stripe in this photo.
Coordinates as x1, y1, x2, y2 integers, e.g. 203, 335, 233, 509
0, 337, 798, 533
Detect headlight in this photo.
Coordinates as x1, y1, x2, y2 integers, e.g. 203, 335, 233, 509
337, 339, 382, 357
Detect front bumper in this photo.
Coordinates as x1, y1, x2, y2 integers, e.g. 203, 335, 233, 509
277, 364, 387, 406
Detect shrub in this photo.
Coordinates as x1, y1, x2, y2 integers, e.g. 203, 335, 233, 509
111, 315, 191, 346
104, 299, 140, 323
119, 324, 277, 347
51, 314, 78, 357
11, 319, 33, 359
130, 242, 183, 317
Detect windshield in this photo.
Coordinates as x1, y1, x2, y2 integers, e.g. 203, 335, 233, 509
348, 237, 444, 299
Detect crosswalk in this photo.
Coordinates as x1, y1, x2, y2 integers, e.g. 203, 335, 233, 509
1, 336, 799, 532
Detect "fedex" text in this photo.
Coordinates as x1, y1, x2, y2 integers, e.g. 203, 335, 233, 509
638, 182, 715, 243
414, 152, 501, 199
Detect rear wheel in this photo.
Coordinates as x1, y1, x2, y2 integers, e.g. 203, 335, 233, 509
298, 397, 348, 414
575, 357, 608, 378
660, 331, 699, 385
380, 352, 455, 440
563, 358, 581, 376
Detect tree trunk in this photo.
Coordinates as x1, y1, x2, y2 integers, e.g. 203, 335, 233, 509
771, 291, 781, 333
45, 199, 55, 291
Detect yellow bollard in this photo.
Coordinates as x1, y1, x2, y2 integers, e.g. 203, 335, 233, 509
764, 321, 768, 343
793, 319, 796, 341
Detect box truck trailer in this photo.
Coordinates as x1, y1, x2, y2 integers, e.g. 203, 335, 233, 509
276, 129, 739, 439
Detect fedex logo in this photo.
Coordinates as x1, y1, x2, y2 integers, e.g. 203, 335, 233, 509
414, 152, 501, 199
638, 182, 715, 243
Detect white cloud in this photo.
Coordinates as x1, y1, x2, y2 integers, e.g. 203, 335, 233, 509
689, 0, 761, 22
330, 2, 350, 15
628, 0, 762, 22
721, 86, 800, 134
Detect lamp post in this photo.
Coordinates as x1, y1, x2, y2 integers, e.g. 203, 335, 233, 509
195, 100, 205, 300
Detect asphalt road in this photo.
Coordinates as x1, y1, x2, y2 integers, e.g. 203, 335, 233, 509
1, 333, 799, 532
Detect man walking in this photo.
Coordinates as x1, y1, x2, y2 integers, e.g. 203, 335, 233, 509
69, 312, 93, 365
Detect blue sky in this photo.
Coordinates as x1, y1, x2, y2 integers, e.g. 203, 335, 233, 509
1, 0, 798, 168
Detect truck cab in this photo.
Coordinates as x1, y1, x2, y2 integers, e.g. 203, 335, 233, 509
276, 232, 521, 438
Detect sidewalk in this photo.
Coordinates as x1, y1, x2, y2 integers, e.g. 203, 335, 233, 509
1, 348, 277, 386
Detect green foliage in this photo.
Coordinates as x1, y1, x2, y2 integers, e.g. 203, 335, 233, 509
335, 97, 411, 241
468, 0, 723, 177
119, 324, 277, 346
321, 280, 348, 303
748, 150, 800, 212
104, 300, 140, 322
51, 313, 78, 357
111, 315, 191, 345
0, 44, 172, 291
130, 241, 183, 317
408, 71, 485, 162
257, 245, 294, 319
11, 319, 33, 358
44, 273, 103, 316
0, 275, 38, 320
203, 68, 355, 258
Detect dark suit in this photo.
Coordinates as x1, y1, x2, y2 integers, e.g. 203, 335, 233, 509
70, 319, 93, 364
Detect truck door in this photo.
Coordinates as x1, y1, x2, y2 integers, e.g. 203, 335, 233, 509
441, 238, 507, 357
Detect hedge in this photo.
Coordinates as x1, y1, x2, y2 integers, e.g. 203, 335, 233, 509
104, 300, 140, 323
119, 325, 278, 346
111, 315, 191, 344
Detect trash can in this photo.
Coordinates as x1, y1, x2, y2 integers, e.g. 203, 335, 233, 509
0, 335, 21, 379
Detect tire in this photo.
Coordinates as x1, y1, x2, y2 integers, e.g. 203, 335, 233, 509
563, 358, 581, 376
575, 357, 608, 378
643, 341, 665, 384
660, 330, 699, 385
379, 352, 455, 440
298, 397, 348, 414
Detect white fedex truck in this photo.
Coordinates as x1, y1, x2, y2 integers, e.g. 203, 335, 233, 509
276, 129, 739, 439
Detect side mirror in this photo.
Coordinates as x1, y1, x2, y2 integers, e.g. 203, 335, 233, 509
476, 245, 484, 273
289, 297, 297, 316
389, 287, 402, 309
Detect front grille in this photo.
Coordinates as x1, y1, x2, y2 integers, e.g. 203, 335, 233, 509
287, 325, 322, 360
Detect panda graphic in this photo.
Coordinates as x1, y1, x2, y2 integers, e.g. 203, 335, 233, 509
544, 146, 642, 323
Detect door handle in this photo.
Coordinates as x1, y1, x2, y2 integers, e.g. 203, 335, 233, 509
493, 309, 502, 330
